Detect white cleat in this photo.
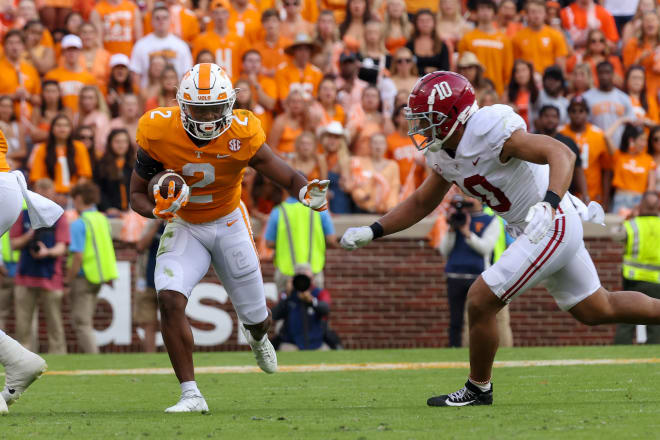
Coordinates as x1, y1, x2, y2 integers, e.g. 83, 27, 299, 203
1, 350, 47, 406
0, 395, 7, 414
240, 323, 277, 374
164, 391, 209, 413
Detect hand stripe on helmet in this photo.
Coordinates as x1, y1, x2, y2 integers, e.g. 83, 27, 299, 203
198, 63, 211, 94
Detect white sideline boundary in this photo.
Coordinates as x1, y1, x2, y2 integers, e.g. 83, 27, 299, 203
35, 357, 660, 376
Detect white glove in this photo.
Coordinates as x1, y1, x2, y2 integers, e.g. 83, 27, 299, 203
524, 202, 554, 244
340, 226, 374, 250
299, 179, 330, 211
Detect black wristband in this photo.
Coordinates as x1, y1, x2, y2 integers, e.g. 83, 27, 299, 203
543, 191, 561, 210
369, 222, 384, 240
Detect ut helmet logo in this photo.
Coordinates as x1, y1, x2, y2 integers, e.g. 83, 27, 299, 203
228, 139, 241, 152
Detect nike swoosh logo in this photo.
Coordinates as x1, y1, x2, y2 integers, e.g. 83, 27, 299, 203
217, 154, 231, 159
8, 388, 15, 394
445, 399, 475, 406
472, 158, 480, 166
227, 219, 238, 227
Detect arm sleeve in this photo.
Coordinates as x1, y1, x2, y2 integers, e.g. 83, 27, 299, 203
319, 211, 335, 235
264, 208, 280, 242
69, 219, 86, 253
134, 148, 164, 181
464, 217, 500, 256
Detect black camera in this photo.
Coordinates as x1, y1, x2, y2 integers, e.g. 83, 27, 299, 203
28, 226, 56, 255
292, 273, 311, 292
449, 197, 473, 230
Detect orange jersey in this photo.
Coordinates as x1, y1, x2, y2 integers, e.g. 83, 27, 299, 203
559, 123, 612, 203
93, 0, 139, 56
274, 62, 323, 101
136, 107, 266, 223
458, 29, 513, 96
44, 67, 97, 113
192, 31, 247, 81
251, 36, 292, 73
386, 131, 426, 190
405, 0, 437, 14
0, 56, 41, 118
631, 94, 660, 123
29, 141, 93, 193
560, 3, 619, 44
228, 4, 261, 39
611, 150, 656, 194
622, 38, 660, 98
143, 6, 200, 44
512, 25, 568, 74
0, 129, 9, 172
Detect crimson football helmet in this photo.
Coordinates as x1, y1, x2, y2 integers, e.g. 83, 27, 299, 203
405, 71, 479, 152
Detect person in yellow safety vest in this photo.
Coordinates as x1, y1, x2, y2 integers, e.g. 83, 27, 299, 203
614, 192, 660, 344
66, 181, 118, 354
0, 202, 24, 329
265, 194, 339, 294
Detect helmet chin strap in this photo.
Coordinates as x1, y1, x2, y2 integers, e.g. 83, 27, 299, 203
427, 101, 479, 152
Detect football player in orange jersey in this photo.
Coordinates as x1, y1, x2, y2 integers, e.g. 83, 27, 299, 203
0, 129, 64, 414
130, 63, 329, 413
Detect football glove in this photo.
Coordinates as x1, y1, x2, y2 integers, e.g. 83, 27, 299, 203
153, 180, 190, 221
524, 201, 554, 244
299, 179, 330, 211
340, 226, 374, 250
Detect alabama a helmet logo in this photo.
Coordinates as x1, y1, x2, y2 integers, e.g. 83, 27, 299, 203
228, 139, 241, 152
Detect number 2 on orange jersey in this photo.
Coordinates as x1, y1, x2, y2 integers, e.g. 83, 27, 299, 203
182, 163, 215, 203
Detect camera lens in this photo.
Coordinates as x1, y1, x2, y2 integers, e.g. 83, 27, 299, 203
292, 274, 311, 292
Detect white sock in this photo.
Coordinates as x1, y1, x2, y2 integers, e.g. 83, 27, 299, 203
0, 331, 28, 367
180, 381, 200, 395
468, 377, 491, 392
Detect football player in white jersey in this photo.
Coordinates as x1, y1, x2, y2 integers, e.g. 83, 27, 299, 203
0, 135, 64, 413
340, 71, 660, 407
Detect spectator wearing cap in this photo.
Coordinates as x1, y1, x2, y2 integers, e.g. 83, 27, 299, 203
405, 9, 450, 76
456, 51, 492, 97
253, 9, 292, 78
561, 0, 619, 50
23, 19, 55, 76
129, 5, 192, 90
625, 65, 660, 125
192, 0, 247, 82
319, 121, 353, 213
458, 0, 513, 96
275, 33, 323, 102
0, 29, 41, 120
535, 104, 589, 201
622, 11, 660, 101
142, 0, 200, 45
336, 51, 368, 112
583, 60, 635, 147
512, 0, 568, 74
280, 0, 315, 41
78, 22, 112, 86
105, 53, 139, 118
530, 65, 569, 131
45, 35, 98, 114
560, 96, 613, 208
90, 0, 142, 57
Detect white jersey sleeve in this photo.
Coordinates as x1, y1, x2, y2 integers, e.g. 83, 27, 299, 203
460, 104, 527, 159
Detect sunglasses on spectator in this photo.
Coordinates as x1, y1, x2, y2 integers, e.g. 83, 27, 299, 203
590, 38, 605, 43
396, 58, 413, 64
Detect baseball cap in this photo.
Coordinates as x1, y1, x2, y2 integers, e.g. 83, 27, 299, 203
61, 34, 82, 50
320, 121, 346, 137
110, 53, 130, 68
211, 0, 230, 10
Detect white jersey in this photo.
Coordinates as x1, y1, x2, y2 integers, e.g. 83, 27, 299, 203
425, 104, 549, 230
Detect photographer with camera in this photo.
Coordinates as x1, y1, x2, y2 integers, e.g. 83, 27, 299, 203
439, 194, 511, 348
271, 264, 332, 351
9, 178, 69, 354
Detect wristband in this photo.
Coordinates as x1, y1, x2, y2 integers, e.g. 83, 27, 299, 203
543, 191, 561, 210
369, 221, 384, 240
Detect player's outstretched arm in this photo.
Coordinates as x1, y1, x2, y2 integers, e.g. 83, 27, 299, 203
341, 171, 452, 250
249, 143, 310, 201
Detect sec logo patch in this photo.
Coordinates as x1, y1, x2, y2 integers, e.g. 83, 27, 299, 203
229, 139, 241, 152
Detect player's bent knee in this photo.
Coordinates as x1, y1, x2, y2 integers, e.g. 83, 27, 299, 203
157, 290, 188, 316
570, 288, 615, 326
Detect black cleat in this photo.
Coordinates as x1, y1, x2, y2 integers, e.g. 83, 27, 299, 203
427, 380, 493, 407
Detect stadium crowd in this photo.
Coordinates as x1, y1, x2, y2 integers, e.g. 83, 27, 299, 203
0, 0, 659, 350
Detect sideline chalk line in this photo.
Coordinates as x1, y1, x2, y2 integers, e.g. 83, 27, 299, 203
36, 357, 660, 376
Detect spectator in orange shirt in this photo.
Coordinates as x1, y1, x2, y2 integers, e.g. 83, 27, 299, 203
28, 80, 71, 144
347, 85, 392, 156
383, 0, 411, 54
275, 33, 323, 101
30, 113, 93, 202
512, 0, 568, 74
234, 78, 273, 134
45, 35, 97, 114
23, 20, 55, 76
339, 0, 373, 53
280, 0, 315, 41
313, 10, 343, 76
622, 11, 660, 100
607, 122, 657, 213
268, 89, 312, 158
90, 0, 143, 56
458, 0, 513, 96
311, 75, 346, 129
505, 59, 538, 128
239, 49, 277, 132
625, 65, 660, 124
496, 0, 523, 38
567, 29, 624, 88
0, 29, 40, 119
621, 0, 656, 46
78, 22, 111, 86
386, 104, 426, 194
228, 0, 262, 38
253, 9, 292, 78
143, 0, 200, 44
560, 0, 619, 50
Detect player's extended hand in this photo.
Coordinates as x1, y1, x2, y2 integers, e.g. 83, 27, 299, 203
524, 202, 555, 244
153, 181, 190, 221
299, 179, 330, 211
340, 226, 374, 250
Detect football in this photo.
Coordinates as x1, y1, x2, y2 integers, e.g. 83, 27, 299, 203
149, 169, 186, 202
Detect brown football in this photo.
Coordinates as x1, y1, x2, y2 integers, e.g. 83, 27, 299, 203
149, 170, 185, 202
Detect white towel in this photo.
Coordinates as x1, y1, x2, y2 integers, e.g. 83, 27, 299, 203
11, 171, 63, 228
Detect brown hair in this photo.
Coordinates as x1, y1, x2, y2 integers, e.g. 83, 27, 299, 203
70, 181, 100, 205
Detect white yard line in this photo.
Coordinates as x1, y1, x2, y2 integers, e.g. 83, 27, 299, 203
34, 357, 660, 376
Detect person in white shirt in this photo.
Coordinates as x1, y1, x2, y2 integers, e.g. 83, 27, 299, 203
129, 4, 192, 89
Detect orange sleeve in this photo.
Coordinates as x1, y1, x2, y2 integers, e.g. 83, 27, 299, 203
598, 8, 619, 43
191, 35, 206, 60
29, 144, 48, 183
259, 77, 277, 99
274, 67, 289, 101
560, 8, 570, 30
611, 56, 624, 79
566, 54, 577, 73
647, 93, 660, 123
457, 34, 469, 54
74, 141, 93, 179
553, 29, 568, 58
136, 113, 151, 154
182, 11, 200, 43
0, 130, 9, 172
622, 39, 639, 68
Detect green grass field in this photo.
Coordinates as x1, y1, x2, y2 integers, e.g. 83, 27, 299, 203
3, 345, 660, 439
